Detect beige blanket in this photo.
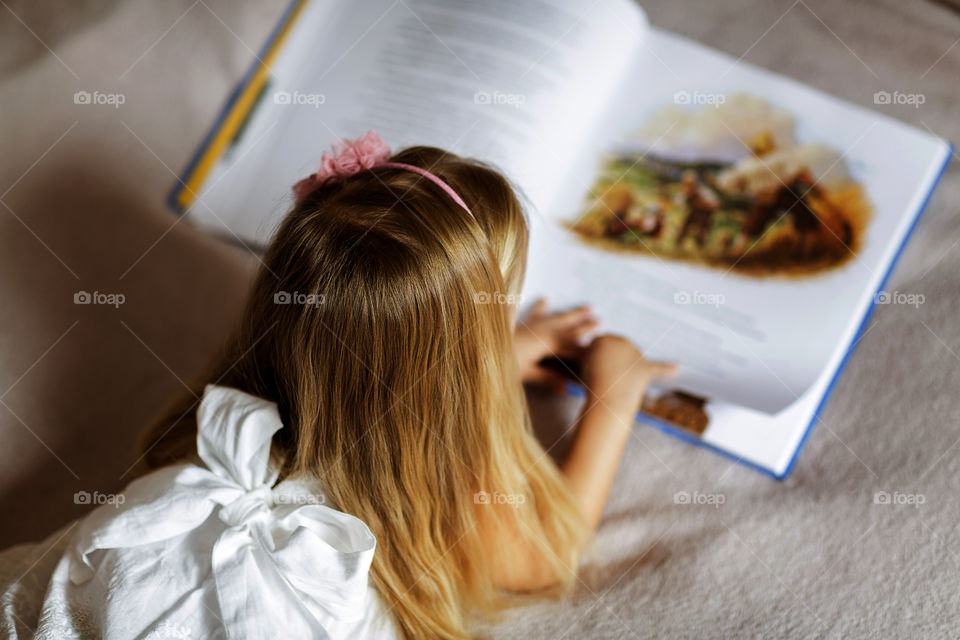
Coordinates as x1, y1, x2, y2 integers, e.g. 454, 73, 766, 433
0, 1, 957, 637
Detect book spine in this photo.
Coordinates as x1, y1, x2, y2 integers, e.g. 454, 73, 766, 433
167, 0, 309, 214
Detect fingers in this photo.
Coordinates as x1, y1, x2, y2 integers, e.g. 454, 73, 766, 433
552, 343, 587, 361
552, 307, 599, 345
523, 301, 599, 349
569, 317, 599, 339
532, 300, 594, 325
528, 298, 548, 320
586, 334, 678, 377
554, 305, 593, 324
648, 361, 679, 378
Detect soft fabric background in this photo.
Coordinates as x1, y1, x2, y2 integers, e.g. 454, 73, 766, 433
0, 1, 957, 637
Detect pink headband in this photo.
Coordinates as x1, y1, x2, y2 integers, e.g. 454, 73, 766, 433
293, 130, 474, 219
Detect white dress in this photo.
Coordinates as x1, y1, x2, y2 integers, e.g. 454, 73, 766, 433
0, 385, 397, 639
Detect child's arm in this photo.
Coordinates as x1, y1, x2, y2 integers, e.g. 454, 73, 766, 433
489, 334, 674, 592
560, 335, 675, 530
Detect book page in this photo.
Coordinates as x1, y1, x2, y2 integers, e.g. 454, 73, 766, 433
191, 0, 647, 242
524, 29, 950, 418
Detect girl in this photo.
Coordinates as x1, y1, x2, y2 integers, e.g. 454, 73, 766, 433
6, 132, 673, 639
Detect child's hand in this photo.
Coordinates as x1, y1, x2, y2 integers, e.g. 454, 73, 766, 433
580, 335, 676, 411
514, 299, 598, 391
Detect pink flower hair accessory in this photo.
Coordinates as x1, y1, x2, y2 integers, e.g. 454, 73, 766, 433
293, 130, 390, 200
318, 130, 392, 180
293, 130, 474, 218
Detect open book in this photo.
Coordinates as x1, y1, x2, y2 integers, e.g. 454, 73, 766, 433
170, 0, 952, 478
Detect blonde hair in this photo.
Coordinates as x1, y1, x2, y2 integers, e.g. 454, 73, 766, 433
139, 146, 585, 638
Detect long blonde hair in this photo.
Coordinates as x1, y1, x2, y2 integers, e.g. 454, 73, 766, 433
139, 146, 585, 638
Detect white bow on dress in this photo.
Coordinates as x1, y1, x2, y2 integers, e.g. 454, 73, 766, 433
40, 385, 390, 640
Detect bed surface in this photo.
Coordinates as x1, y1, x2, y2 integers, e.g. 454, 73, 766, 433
0, 1, 957, 637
